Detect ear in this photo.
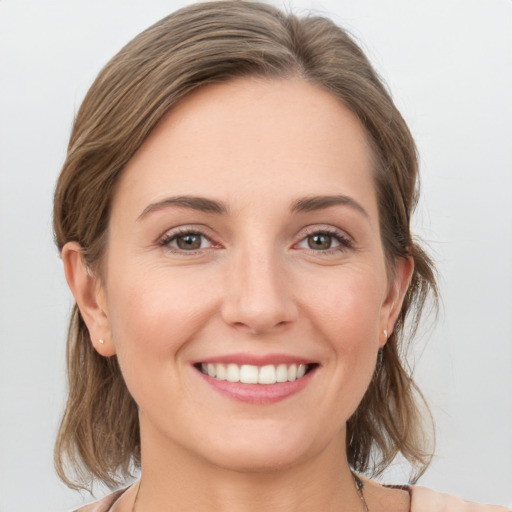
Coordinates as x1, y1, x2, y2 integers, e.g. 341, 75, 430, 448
61, 242, 116, 357
380, 255, 414, 347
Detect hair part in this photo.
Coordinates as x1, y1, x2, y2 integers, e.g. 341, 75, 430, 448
54, 0, 438, 491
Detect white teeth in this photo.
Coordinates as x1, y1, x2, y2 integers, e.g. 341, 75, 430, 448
216, 363, 227, 381
240, 365, 259, 384
226, 364, 240, 382
199, 362, 311, 384
276, 364, 288, 383
258, 365, 276, 385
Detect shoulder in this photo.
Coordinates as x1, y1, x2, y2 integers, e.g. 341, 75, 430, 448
361, 475, 509, 512
73, 488, 128, 512
411, 485, 511, 512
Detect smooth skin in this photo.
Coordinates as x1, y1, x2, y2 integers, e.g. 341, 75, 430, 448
63, 77, 413, 512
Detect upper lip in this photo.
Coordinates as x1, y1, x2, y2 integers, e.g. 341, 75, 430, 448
193, 353, 317, 366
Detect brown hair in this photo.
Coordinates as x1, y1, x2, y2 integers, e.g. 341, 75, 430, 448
54, 0, 438, 491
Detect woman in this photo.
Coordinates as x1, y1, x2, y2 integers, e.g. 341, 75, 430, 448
52, 2, 509, 511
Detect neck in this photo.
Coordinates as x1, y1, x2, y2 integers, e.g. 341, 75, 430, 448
132, 421, 362, 512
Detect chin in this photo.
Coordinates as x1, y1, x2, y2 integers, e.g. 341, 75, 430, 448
194, 420, 339, 474
208, 444, 310, 474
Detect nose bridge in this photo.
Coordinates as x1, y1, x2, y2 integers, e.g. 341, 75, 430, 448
221, 237, 296, 333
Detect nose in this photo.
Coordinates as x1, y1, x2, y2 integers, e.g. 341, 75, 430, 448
220, 246, 298, 334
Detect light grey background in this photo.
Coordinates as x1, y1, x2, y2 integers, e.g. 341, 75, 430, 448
1, 1, 511, 511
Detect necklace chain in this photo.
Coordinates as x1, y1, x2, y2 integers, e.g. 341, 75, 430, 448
131, 473, 370, 512
352, 471, 370, 512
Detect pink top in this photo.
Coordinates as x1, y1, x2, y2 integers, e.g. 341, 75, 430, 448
73, 485, 511, 512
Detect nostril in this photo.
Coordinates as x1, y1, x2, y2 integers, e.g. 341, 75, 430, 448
220, 272, 299, 334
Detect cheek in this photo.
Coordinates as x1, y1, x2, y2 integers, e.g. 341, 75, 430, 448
103, 267, 216, 397
303, 266, 385, 345
299, 266, 384, 405
107, 261, 210, 342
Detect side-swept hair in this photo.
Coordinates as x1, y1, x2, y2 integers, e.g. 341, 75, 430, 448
54, 0, 437, 491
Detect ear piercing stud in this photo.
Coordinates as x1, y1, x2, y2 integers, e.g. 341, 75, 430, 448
98, 339, 105, 344
383, 329, 388, 340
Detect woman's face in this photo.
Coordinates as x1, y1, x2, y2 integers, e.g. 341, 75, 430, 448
87, 78, 411, 471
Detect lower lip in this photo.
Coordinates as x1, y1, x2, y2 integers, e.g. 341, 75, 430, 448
196, 368, 316, 404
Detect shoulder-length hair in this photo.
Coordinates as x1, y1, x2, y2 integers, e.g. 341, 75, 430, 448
54, 0, 437, 491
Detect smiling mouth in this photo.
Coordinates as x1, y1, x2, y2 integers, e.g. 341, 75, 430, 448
195, 362, 317, 385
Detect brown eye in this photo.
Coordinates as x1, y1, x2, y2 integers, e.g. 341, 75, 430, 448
307, 234, 333, 250
161, 229, 215, 254
176, 233, 203, 250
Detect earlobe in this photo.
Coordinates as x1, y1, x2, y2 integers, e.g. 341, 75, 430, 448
61, 242, 116, 357
381, 256, 414, 345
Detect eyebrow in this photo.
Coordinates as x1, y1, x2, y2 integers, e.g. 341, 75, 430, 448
291, 195, 369, 218
137, 193, 368, 221
137, 196, 228, 220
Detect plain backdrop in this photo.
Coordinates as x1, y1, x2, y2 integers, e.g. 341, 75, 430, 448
1, 1, 511, 511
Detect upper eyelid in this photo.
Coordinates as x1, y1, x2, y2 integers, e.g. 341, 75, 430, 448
162, 231, 212, 243
293, 225, 356, 253
297, 224, 353, 240
159, 230, 216, 255
158, 224, 215, 242
157, 223, 354, 246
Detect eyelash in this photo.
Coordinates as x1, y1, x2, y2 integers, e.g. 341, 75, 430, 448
158, 226, 354, 256
159, 228, 215, 255
297, 226, 354, 255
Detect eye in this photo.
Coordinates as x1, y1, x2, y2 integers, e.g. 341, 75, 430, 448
306, 233, 338, 250
160, 229, 213, 252
295, 228, 353, 254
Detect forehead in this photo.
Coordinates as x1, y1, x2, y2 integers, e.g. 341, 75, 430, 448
115, 77, 377, 220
